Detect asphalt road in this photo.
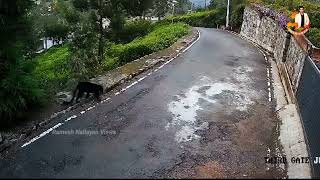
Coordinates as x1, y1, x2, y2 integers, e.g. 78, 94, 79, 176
0, 28, 285, 178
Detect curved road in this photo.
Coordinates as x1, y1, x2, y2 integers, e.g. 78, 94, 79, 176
0, 28, 285, 178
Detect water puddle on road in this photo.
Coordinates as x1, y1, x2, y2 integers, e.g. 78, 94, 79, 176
166, 66, 259, 143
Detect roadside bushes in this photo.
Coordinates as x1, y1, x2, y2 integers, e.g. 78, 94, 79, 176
0, 60, 45, 126
308, 10, 320, 29
26, 22, 189, 106
33, 45, 71, 93
106, 23, 190, 65
230, 4, 246, 31
164, 10, 225, 28
113, 19, 153, 43
306, 28, 320, 47
32, 23, 189, 96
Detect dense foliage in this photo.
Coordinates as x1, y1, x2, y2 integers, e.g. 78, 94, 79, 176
33, 45, 71, 92
0, 0, 194, 127
0, 0, 45, 126
306, 28, 320, 47
32, 23, 189, 99
164, 10, 225, 28
111, 20, 153, 43
106, 23, 189, 65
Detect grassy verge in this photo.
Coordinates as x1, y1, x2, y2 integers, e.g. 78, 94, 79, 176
1, 22, 190, 126
34, 23, 190, 94
105, 23, 189, 66
32, 45, 71, 93
164, 10, 224, 28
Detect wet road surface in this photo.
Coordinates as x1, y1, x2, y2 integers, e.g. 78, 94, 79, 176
0, 28, 284, 178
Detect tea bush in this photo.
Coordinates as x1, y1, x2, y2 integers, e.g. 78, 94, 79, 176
106, 23, 190, 65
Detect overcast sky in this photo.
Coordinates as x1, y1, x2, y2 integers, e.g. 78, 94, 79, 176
190, 0, 206, 7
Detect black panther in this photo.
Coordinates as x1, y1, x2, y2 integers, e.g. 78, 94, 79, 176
64, 82, 104, 105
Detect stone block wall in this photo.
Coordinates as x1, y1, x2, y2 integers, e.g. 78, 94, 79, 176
240, 6, 308, 95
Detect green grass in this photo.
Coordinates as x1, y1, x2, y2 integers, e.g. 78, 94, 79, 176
164, 10, 224, 28
105, 23, 190, 65
33, 45, 71, 93
306, 28, 320, 47
32, 23, 190, 95
1, 59, 46, 125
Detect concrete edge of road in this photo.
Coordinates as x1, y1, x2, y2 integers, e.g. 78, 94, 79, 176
0, 28, 201, 154
224, 29, 312, 178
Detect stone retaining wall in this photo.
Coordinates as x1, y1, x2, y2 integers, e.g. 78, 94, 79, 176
240, 6, 311, 101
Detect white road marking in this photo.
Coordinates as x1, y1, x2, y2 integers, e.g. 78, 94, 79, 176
21, 123, 63, 148
137, 76, 146, 82
124, 81, 138, 90
157, 64, 165, 69
105, 97, 111, 101
268, 90, 272, 102
65, 115, 77, 122
86, 106, 95, 111
183, 28, 201, 53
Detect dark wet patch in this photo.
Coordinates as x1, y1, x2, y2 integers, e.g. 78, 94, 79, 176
199, 124, 222, 143
219, 78, 226, 82
144, 121, 153, 128
224, 60, 239, 67
145, 136, 160, 158
154, 74, 166, 82
225, 56, 242, 67
51, 155, 83, 173
196, 85, 211, 95
211, 90, 236, 106
172, 95, 180, 102
71, 138, 83, 147
166, 117, 173, 124
160, 100, 286, 179
95, 87, 153, 139
200, 122, 237, 144
178, 93, 187, 99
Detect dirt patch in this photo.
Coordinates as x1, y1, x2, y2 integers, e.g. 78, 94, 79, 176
194, 161, 225, 178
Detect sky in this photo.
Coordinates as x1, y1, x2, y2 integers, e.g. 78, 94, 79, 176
190, 0, 207, 7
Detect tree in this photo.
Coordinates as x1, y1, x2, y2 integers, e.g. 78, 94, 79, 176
209, 0, 228, 9
67, 0, 106, 65
0, 0, 45, 124
0, 0, 34, 79
69, 0, 127, 64
124, 0, 154, 18
209, 0, 248, 29
29, 0, 70, 49
153, 0, 170, 20
175, 0, 192, 15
